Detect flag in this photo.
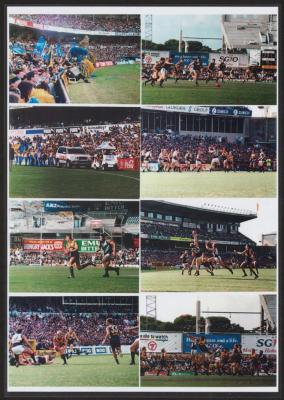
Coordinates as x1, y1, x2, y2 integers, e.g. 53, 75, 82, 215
33, 36, 47, 57
11, 43, 26, 55
55, 43, 62, 57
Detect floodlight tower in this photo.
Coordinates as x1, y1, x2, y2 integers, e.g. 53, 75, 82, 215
145, 15, 153, 46
146, 295, 157, 319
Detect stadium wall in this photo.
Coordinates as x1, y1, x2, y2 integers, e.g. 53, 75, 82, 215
67, 344, 131, 356
140, 331, 277, 355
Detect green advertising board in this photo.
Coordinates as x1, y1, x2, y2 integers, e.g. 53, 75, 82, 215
65, 239, 100, 252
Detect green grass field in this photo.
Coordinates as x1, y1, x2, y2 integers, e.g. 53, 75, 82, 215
141, 268, 276, 292
142, 80, 276, 105
67, 64, 140, 104
9, 355, 138, 387
140, 171, 276, 197
141, 374, 276, 387
9, 265, 139, 293
9, 166, 139, 198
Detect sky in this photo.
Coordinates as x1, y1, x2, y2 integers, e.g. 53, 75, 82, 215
142, 15, 222, 50
140, 293, 263, 330
165, 198, 277, 245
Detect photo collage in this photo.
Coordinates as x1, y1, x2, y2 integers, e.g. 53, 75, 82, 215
7, 6, 278, 393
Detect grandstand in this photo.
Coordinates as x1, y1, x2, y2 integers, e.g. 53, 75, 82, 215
260, 295, 276, 332
221, 15, 277, 51
140, 293, 277, 387
9, 14, 140, 104
140, 106, 276, 197
9, 201, 139, 293
9, 107, 140, 199
142, 13, 277, 105
141, 200, 276, 292
9, 296, 139, 387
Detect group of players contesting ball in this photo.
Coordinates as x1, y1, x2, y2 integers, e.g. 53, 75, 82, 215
180, 230, 259, 279
143, 56, 255, 88
10, 319, 139, 367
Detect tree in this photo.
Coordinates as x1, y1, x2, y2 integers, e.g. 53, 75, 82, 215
163, 39, 179, 51
186, 41, 204, 51
140, 315, 245, 333
208, 317, 245, 333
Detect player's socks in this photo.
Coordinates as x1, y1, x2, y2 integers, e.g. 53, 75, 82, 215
182, 269, 184, 275
69, 266, 75, 278
61, 354, 67, 365
115, 357, 119, 364
15, 354, 20, 367
130, 352, 136, 364
30, 353, 37, 364
115, 267, 120, 276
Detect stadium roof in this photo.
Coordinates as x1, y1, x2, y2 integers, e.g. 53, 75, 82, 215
9, 106, 140, 128
142, 201, 257, 223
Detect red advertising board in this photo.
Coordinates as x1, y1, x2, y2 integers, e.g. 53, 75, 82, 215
23, 239, 65, 252
117, 157, 139, 171
132, 237, 139, 249
95, 61, 113, 68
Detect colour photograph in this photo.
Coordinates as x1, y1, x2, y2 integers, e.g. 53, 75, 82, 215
142, 14, 277, 105
9, 13, 140, 104
141, 199, 277, 292
140, 293, 277, 388
9, 200, 139, 293
9, 106, 140, 198
141, 106, 276, 197
9, 296, 139, 388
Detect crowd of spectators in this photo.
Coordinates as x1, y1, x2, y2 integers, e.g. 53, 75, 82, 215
9, 311, 138, 347
12, 14, 140, 33
141, 349, 276, 376
141, 247, 276, 270
141, 222, 249, 242
10, 246, 139, 267
9, 32, 140, 103
142, 133, 276, 171
9, 124, 140, 167
142, 63, 277, 83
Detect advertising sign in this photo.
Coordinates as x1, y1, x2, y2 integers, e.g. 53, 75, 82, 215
23, 239, 65, 252
117, 158, 139, 171
209, 52, 249, 68
77, 239, 100, 253
147, 162, 159, 172
241, 335, 277, 355
170, 52, 209, 66
183, 333, 241, 352
68, 345, 130, 356
44, 201, 83, 212
140, 331, 182, 353
144, 51, 170, 64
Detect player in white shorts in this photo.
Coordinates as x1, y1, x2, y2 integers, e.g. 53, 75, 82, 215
10, 328, 37, 366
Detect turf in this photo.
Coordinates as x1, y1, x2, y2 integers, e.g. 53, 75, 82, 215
9, 166, 139, 198
9, 354, 138, 387
140, 171, 276, 198
142, 80, 276, 105
9, 265, 139, 293
141, 374, 276, 387
141, 268, 276, 292
67, 64, 140, 104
